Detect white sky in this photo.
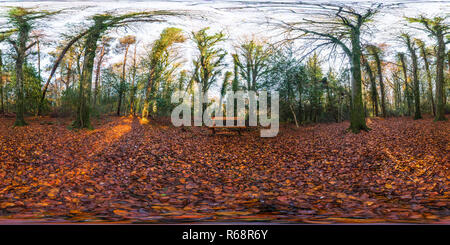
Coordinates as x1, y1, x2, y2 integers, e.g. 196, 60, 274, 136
0, 0, 449, 95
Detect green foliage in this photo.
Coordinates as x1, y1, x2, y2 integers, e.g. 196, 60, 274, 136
192, 27, 227, 94
57, 87, 79, 117
234, 39, 271, 91
305, 53, 324, 122
140, 27, 186, 117
406, 16, 449, 34
0, 5, 446, 130
265, 47, 306, 123
149, 27, 185, 66
220, 71, 232, 98
4, 7, 60, 32
2, 7, 61, 126
22, 62, 42, 114
265, 47, 350, 124
7, 62, 42, 115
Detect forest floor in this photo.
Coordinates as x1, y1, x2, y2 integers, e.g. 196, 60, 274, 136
0, 114, 448, 224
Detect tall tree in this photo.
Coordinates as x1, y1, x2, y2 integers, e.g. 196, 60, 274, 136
2, 7, 60, 126
231, 54, 241, 117
234, 39, 271, 92
264, 46, 307, 125
68, 11, 179, 128
390, 64, 403, 113
129, 40, 138, 116
38, 29, 90, 115
398, 53, 413, 116
278, 3, 382, 132
416, 39, 435, 116
93, 36, 112, 113
407, 16, 448, 121
361, 53, 379, 117
192, 27, 227, 114
446, 50, 450, 106
116, 35, 136, 116
31, 30, 44, 82
401, 33, 422, 119
33, 10, 178, 125
218, 71, 232, 115
305, 53, 324, 123
0, 34, 12, 114
0, 34, 8, 114
142, 27, 185, 119
367, 45, 386, 117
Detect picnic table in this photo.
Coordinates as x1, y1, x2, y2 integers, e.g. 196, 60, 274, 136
208, 117, 246, 135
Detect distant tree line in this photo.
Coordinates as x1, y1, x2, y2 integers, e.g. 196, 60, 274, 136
0, 4, 448, 133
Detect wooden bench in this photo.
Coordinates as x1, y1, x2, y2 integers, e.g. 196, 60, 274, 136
208, 117, 246, 135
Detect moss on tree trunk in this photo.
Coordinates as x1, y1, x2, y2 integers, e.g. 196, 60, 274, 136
435, 32, 446, 121
73, 23, 102, 129
349, 30, 369, 133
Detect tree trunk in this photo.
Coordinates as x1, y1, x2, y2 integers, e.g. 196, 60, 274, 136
73, 29, 101, 129
93, 46, 105, 113
325, 81, 334, 121
362, 55, 379, 117
129, 44, 137, 116
117, 92, 123, 116
372, 51, 386, 117
117, 44, 129, 116
14, 56, 26, 126
434, 31, 446, 121
14, 28, 28, 126
38, 29, 90, 115
405, 38, 422, 119
297, 88, 303, 122
289, 103, 299, 127
65, 63, 71, 89
142, 68, 155, 119
37, 38, 41, 82
446, 51, 450, 106
393, 77, 401, 112
349, 29, 368, 133
420, 44, 436, 116
399, 54, 413, 116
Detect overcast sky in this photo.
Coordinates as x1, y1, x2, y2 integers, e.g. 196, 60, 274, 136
0, 1, 449, 95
